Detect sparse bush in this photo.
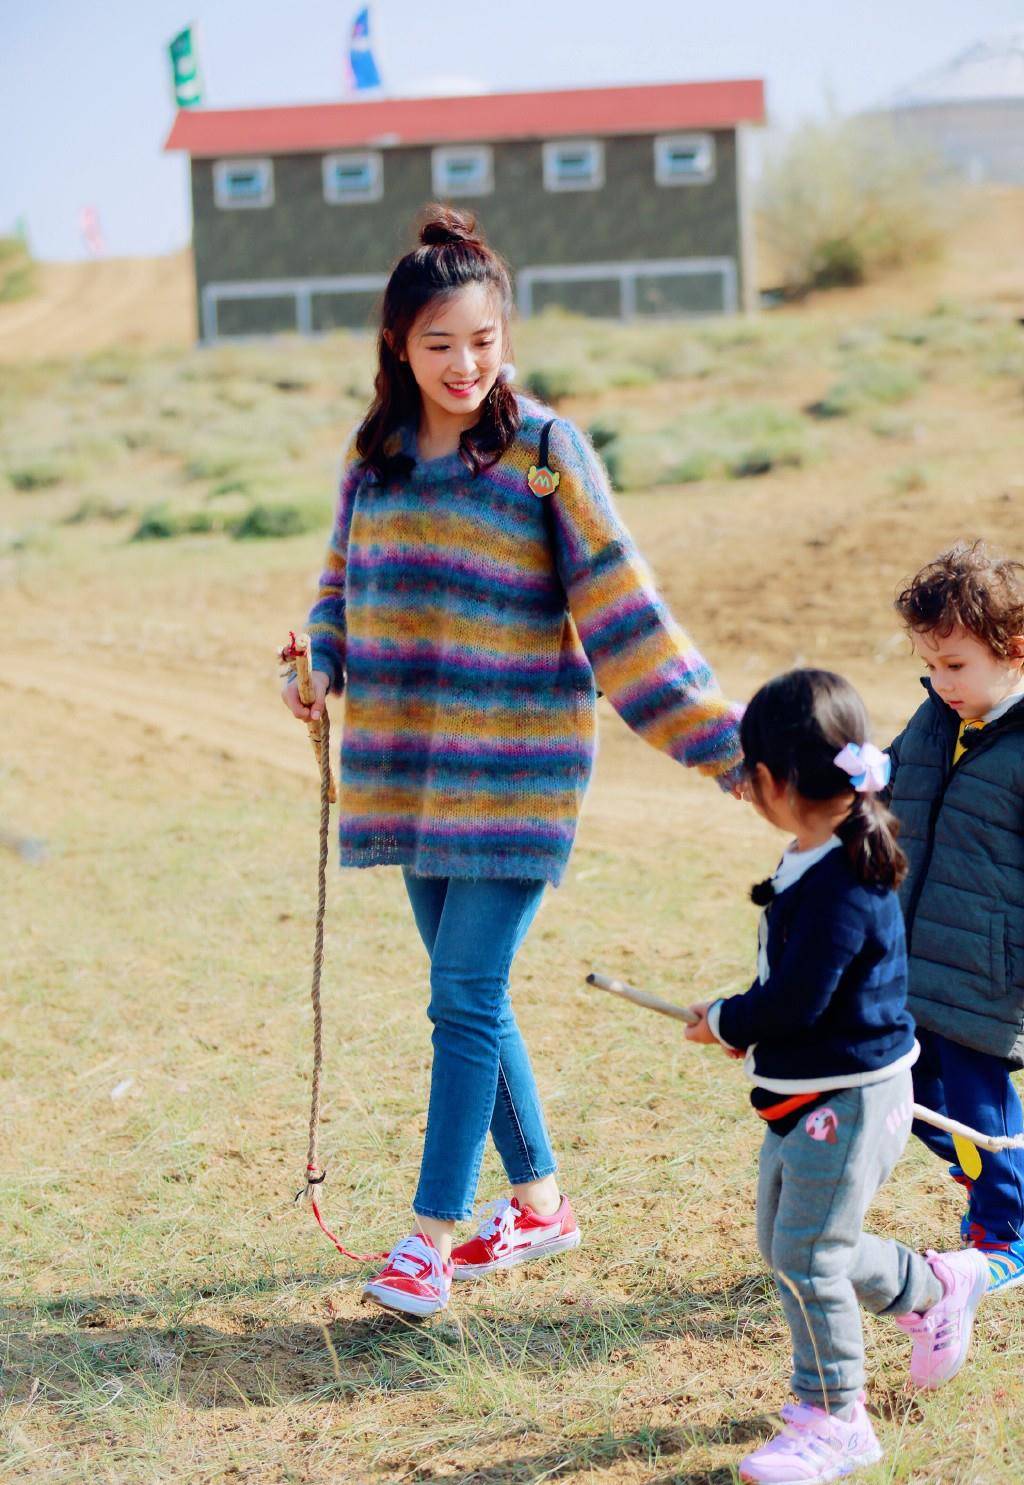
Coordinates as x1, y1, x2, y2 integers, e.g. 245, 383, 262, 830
231, 502, 321, 540
523, 364, 603, 402
8, 460, 65, 491
808, 360, 921, 418
759, 117, 954, 295
0, 235, 35, 303
587, 418, 620, 452
601, 404, 815, 490
64, 496, 131, 525
131, 505, 224, 541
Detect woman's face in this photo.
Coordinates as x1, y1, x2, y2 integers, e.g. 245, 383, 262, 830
401, 283, 504, 425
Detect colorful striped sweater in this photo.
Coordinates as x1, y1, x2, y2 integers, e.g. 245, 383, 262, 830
307, 396, 743, 884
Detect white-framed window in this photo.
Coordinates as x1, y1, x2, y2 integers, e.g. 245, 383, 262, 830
542, 139, 604, 192
654, 134, 716, 186
212, 158, 274, 209
323, 151, 383, 204
431, 145, 494, 197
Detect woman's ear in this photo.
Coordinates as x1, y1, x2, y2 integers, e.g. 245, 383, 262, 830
383, 329, 405, 361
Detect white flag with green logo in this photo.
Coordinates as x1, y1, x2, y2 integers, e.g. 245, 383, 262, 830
169, 25, 203, 109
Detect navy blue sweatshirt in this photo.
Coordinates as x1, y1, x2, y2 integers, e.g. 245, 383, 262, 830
714, 844, 917, 1092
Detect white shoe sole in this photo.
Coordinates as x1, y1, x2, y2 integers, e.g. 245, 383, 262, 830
362, 1281, 449, 1318
740, 1440, 882, 1484
453, 1227, 581, 1281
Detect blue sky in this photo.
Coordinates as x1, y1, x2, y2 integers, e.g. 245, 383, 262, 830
3, 1, 1023, 260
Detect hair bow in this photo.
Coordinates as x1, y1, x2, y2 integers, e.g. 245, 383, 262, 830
833, 742, 891, 794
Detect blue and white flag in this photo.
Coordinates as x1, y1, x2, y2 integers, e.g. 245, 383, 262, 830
346, 7, 382, 91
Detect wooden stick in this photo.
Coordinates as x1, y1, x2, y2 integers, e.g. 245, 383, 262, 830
281, 631, 337, 804
910, 1103, 1024, 1154
587, 970, 1024, 1154
586, 971, 700, 1026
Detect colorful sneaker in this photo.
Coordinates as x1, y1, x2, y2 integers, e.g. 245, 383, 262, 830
895, 1248, 989, 1387
965, 1224, 1024, 1294
362, 1233, 453, 1318
739, 1392, 881, 1483
451, 1195, 580, 1280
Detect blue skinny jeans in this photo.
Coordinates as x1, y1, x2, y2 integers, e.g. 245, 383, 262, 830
402, 872, 558, 1221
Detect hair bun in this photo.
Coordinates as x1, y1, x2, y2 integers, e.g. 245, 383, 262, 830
419, 205, 479, 247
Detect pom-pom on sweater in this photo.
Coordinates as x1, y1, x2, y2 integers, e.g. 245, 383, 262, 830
307, 396, 743, 884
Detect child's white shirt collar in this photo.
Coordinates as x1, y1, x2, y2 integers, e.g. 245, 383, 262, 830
772, 835, 843, 897
981, 679, 1024, 725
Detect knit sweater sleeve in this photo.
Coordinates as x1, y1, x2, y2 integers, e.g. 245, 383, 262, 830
546, 419, 744, 785
716, 880, 868, 1048
306, 438, 362, 694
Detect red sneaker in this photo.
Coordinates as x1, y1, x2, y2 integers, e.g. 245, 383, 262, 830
452, 1195, 581, 1280
362, 1233, 454, 1318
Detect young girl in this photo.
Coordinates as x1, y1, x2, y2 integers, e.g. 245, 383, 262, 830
282, 205, 745, 1317
685, 670, 988, 1484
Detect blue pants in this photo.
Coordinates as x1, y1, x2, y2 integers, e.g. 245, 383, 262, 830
403, 873, 557, 1222
912, 1027, 1024, 1244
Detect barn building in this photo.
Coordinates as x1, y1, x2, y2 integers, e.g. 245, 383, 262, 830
872, 31, 1024, 184
164, 78, 765, 341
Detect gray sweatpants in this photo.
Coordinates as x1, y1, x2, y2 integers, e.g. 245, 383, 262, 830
757, 1070, 942, 1413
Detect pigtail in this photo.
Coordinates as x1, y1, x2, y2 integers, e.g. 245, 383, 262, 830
837, 794, 907, 890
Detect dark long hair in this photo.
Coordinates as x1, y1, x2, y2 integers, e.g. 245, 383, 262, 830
356, 205, 521, 482
741, 669, 906, 892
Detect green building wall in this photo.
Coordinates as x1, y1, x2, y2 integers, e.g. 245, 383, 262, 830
190, 130, 744, 337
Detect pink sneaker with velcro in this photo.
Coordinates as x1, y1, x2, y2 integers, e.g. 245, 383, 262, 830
739, 1392, 881, 1483
452, 1195, 580, 1279
895, 1247, 989, 1388
362, 1233, 454, 1318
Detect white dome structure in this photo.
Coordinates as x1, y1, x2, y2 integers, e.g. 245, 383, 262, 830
874, 31, 1024, 183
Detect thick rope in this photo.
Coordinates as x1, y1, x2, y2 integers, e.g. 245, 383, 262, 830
295, 701, 386, 1263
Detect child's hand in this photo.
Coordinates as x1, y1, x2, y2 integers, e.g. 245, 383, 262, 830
684, 1000, 718, 1044
282, 669, 330, 722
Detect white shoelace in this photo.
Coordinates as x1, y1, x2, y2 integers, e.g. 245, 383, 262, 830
473, 1198, 519, 1251
385, 1233, 439, 1279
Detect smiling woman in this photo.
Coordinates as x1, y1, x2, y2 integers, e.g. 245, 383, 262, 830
280, 204, 744, 1321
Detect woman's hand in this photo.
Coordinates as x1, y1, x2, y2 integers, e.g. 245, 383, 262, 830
281, 669, 330, 723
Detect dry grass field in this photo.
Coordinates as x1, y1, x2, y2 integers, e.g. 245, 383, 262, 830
2, 189, 1024, 1484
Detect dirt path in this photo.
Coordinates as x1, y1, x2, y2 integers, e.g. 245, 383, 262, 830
0, 252, 194, 362
0, 650, 310, 781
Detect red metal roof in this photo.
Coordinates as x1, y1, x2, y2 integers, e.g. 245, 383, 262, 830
164, 80, 765, 157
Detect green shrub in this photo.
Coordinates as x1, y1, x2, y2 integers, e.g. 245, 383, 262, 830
587, 418, 622, 452
0, 235, 35, 303
808, 361, 921, 418
759, 117, 954, 295
64, 497, 131, 525
131, 505, 224, 541
601, 403, 815, 490
231, 502, 321, 540
8, 461, 65, 491
523, 364, 603, 402
183, 451, 242, 482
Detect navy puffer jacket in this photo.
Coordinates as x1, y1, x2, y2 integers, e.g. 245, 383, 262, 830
889, 683, 1024, 1066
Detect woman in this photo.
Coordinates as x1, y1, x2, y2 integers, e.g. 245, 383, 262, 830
283, 205, 743, 1316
